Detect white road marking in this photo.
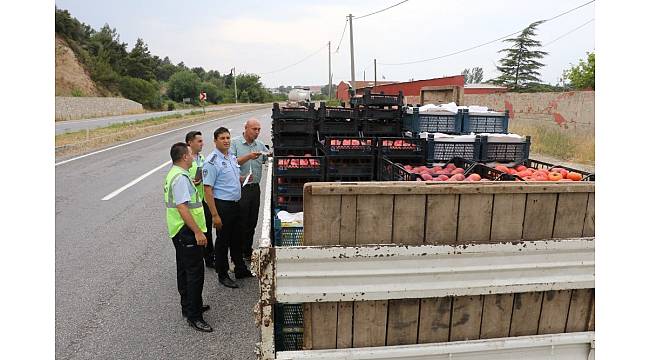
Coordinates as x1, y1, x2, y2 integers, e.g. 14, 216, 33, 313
101, 160, 171, 201
55, 108, 266, 167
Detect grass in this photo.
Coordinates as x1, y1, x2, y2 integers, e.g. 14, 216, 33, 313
509, 118, 595, 165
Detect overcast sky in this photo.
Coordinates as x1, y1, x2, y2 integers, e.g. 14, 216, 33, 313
55, 0, 595, 88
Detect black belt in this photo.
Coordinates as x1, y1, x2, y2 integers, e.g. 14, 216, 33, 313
243, 183, 260, 188
215, 199, 239, 203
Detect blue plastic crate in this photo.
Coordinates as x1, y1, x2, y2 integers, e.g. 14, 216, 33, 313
273, 215, 304, 246
461, 109, 509, 134
479, 135, 530, 163
403, 108, 462, 134
425, 136, 482, 163
274, 303, 304, 351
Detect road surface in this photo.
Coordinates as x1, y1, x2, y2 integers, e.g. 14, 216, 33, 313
56, 107, 272, 360
55, 103, 259, 135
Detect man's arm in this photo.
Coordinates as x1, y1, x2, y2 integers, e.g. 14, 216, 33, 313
203, 185, 223, 230
237, 152, 260, 165
177, 203, 207, 245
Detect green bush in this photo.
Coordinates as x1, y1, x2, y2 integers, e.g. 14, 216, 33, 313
167, 70, 200, 103
167, 101, 176, 111
119, 76, 163, 109
71, 88, 84, 97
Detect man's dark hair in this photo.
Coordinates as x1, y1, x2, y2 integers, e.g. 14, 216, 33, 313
185, 131, 202, 144
170, 142, 190, 163
214, 127, 230, 139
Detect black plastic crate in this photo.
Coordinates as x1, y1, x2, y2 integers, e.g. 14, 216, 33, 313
325, 156, 375, 180
272, 102, 316, 120
461, 109, 509, 134
403, 108, 462, 134
274, 303, 304, 351
273, 155, 325, 178
274, 195, 304, 213
426, 135, 482, 162
317, 120, 359, 136
272, 118, 316, 134
357, 107, 403, 120
357, 89, 404, 107
377, 137, 425, 159
272, 147, 318, 156
381, 156, 514, 181
514, 158, 595, 181
318, 103, 356, 119
272, 133, 316, 149
318, 136, 376, 156
273, 177, 320, 197
479, 135, 531, 163
361, 119, 403, 137
273, 215, 304, 246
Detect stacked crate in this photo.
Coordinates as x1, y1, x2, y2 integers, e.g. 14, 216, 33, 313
318, 136, 376, 182
355, 89, 404, 137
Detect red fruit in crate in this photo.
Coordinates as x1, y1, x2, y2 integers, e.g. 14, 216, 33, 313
547, 172, 563, 181
533, 172, 548, 181
509, 168, 518, 175
394, 140, 403, 147
467, 173, 482, 181
567, 172, 583, 181
451, 168, 465, 175
495, 165, 509, 173
437, 175, 449, 181
299, 159, 308, 166
551, 167, 569, 178
421, 173, 434, 181
450, 174, 465, 181
277, 196, 286, 204
404, 165, 413, 170
277, 177, 285, 184
517, 170, 533, 177
446, 164, 457, 170
304, 153, 312, 157
515, 165, 527, 172
432, 166, 443, 172
342, 139, 351, 146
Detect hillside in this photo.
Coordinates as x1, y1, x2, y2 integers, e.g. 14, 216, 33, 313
55, 35, 102, 97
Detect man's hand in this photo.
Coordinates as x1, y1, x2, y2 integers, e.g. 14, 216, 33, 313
213, 215, 223, 231
195, 231, 207, 246
248, 151, 262, 160
192, 178, 202, 185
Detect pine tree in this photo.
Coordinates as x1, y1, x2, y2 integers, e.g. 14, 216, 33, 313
492, 21, 548, 90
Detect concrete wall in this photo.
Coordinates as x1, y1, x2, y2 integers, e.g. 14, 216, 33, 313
55, 97, 144, 121
464, 91, 595, 131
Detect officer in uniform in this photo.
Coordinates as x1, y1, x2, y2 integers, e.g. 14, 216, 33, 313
231, 118, 268, 260
185, 131, 215, 268
202, 127, 255, 288
164, 142, 213, 332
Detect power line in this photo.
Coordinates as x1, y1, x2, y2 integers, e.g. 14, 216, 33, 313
335, 18, 348, 53
543, 18, 594, 47
378, 0, 594, 66
354, 0, 410, 20
260, 43, 328, 75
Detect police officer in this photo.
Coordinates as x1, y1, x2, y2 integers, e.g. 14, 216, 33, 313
164, 142, 213, 332
185, 131, 215, 268
231, 118, 268, 260
203, 127, 255, 288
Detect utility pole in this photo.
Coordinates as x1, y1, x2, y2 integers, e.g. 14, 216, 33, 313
328, 41, 332, 101
233, 67, 238, 104
374, 59, 377, 88
363, 70, 365, 81
348, 14, 356, 94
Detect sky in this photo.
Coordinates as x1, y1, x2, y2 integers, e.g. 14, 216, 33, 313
55, 0, 595, 89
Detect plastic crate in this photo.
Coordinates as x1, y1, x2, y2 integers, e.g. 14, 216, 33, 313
272, 133, 316, 149
274, 303, 304, 351
273, 177, 320, 197
426, 136, 482, 162
403, 108, 462, 134
377, 137, 425, 159
357, 107, 403, 120
272, 118, 315, 134
273, 216, 305, 246
318, 136, 376, 156
274, 195, 304, 213
273, 155, 325, 178
318, 103, 356, 119
317, 120, 359, 136
360, 119, 403, 137
272, 148, 318, 156
514, 158, 595, 181
357, 89, 404, 107
479, 135, 531, 163
460, 109, 509, 134
325, 156, 375, 180
382, 157, 515, 181
272, 102, 316, 120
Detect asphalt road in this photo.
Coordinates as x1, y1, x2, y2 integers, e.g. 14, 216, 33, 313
56, 107, 273, 360
55, 103, 258, 135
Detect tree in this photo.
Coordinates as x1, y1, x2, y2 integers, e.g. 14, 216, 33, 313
119, 77, 162, 109
167, 70, 201, 103
462, 67, 484, 84
492, 21, 548, 90
123, 38, 156, 80
563, 52, 595, 90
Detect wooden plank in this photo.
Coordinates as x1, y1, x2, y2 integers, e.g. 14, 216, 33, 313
302, 303, 313, 350
392, 195, 426, 245
457, 194, 493, 244
450, 295, 483, 341
353, 300, 388, 348
480, 294, 514, 339
509, 292, 543, 336
355, 194, 394, 244
309, 302, 338, 349
386, 299, 420, 346
566, 288, 594, 332
425, 194, 459, 245
339, 195, 357, 245
522, 194, 558, 240
336, 302, 353, 349
553, 193, 590, 238
582, 192, 595, 237
490, 194, 526, 242
537, 290, 572, 335
587, 295, 595, 331
304, 192, 341, 246
309, 182, 595, 195
418, 297, 452, 343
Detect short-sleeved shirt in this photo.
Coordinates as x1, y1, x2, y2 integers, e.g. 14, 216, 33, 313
188, 153, 205, 201
202, 149, 242, 201
171, 167, 195, 206
231, 135, 268, 184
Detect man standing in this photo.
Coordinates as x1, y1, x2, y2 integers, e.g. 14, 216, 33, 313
231, 118, 269, 261
203, 127, 256, 288
185, 131, 214, 268
164, 142, 213, 332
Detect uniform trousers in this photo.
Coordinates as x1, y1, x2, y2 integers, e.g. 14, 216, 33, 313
214, 199, 246, 276
171, 225, 205, 321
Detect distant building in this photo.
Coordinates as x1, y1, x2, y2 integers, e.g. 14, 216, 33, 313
336, 81, 396, 102
463, 83, 508, 94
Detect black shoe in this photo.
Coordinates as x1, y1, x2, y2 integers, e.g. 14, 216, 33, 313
218, 275, 239, 288
182, 305, 211, 318
187, 318, 213, 332
235, 269, 254, 279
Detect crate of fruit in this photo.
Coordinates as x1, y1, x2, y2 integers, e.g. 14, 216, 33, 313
273, 155, 325, 178
272, 133, 316, 149
274, 195, 304, 213
356, 107, 403, 120
325, 156, 375, 180
486, 159, 595, 181
460, 108, 509, 134
383, 157, 515, 182
377, 137, 425, 159
403, 107, 462, 134
318, 136, 375, 156
272, 118, 315, 134
356, 89, 404, 107
272, 102, 317, 119
479, 134, 530, 163
425, 134, 482, 163
318, 103, 356, 119
360, 119, 402, 137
